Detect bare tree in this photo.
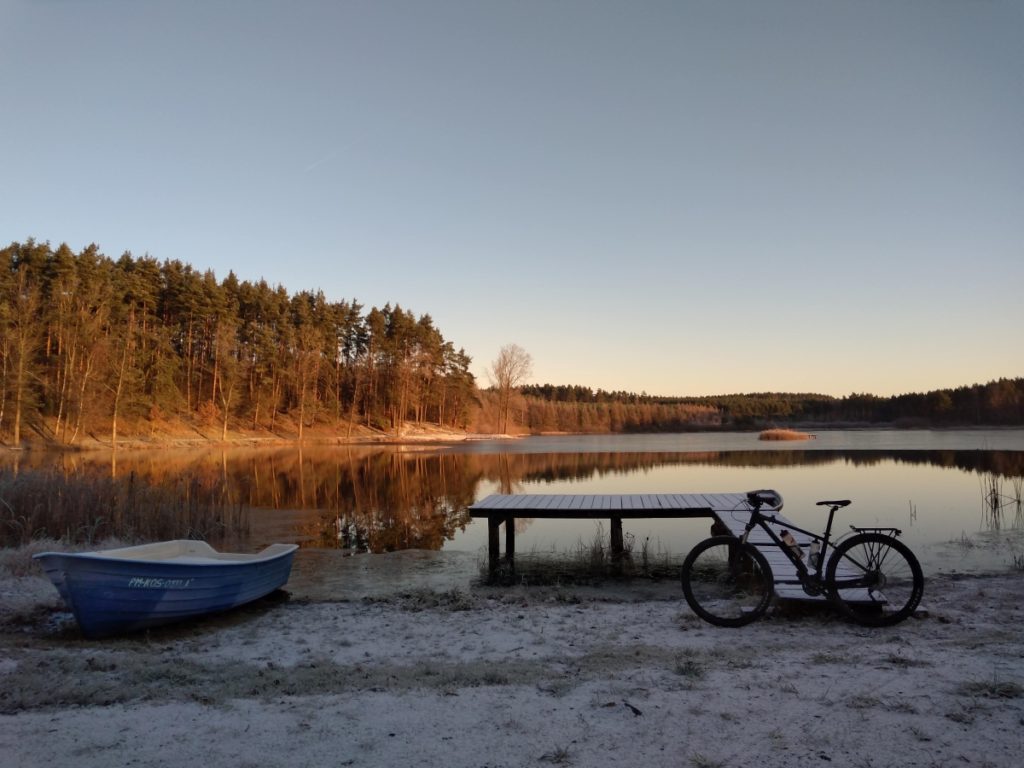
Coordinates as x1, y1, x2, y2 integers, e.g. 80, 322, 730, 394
489, 344, 532, 434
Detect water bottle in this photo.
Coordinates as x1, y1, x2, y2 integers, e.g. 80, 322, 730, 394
808, 539, 821, 569
781, 530, 802, 561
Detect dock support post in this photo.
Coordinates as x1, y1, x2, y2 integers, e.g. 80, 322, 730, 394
610, 517, 624, 559
505, 518, 516, 577
606, 520, 622, 573
488, 516, 500, 576
505, 514, 515, 566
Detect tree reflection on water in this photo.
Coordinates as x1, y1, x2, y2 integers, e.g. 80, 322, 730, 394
2, 444, 1022, 553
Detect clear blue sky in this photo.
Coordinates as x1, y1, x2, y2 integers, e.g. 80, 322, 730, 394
2, 1, 1021, 398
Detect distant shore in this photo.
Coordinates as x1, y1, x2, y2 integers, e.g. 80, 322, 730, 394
0, 424, 520, 453
3, 421, 1021, 455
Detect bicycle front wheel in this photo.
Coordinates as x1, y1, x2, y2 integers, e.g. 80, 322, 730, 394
681, 536, 774, 627
825, 532, 924, 627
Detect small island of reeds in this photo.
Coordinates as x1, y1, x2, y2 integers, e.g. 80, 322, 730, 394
758, 428, 815, 441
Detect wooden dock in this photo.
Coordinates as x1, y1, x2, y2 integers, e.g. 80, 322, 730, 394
469, 492, 748, 569
469, 491, 829, 601
470, 492, 877, 608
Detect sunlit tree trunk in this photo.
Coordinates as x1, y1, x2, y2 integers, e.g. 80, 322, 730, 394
9, 268, 42, 446
213, 318, 238, 442
0, 334, 9, 437
110, 310, 136, 449
69, 351, 97, 444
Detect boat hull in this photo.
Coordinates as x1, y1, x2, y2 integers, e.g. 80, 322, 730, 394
34, 541, 298, 638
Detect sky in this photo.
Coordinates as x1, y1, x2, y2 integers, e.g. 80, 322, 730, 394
2, 0, 1021, 398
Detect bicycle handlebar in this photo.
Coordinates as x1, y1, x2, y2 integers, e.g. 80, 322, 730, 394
746, 490, 783, 509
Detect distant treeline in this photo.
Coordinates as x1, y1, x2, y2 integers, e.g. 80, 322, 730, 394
517, 394, 721, 433
1, 239, 476, 445
521, 379, 1024, 429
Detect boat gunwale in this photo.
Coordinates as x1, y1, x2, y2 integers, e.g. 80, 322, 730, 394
32, 541, 298, 567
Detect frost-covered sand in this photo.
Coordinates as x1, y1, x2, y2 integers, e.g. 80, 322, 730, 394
2, 566, 1023, 768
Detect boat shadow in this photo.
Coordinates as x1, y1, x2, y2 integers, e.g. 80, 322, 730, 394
30, 588, 294, 643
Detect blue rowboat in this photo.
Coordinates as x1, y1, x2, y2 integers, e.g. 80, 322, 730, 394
33, 540, 299, 638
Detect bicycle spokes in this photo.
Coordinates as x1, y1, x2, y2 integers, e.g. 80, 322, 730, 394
827, 532, 924, 627
681, 538, 774, 627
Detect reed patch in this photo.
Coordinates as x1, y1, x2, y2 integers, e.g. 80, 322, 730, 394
0, 468, 247, 548
758, 428, 815, 441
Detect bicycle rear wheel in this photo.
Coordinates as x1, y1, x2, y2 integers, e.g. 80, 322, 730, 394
825, 532, 924, 627
681, 536, 774, 627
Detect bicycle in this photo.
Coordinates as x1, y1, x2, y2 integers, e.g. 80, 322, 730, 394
680, 490, 924, 627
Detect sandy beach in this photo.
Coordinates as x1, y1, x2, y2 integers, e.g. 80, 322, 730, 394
3, 561, 1024, 768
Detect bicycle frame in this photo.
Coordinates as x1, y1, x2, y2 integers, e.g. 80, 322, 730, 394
737, 506, 829, 584
736, 499, 890, 593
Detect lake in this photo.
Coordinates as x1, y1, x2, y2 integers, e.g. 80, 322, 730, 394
446, 429, 1024, 578
6, 429, 1024, 595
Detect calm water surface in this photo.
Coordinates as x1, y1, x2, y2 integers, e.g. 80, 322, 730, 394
8, 429, 1024, 596
448, 430, 1024, 579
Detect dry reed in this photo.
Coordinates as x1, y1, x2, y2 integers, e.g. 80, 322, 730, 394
0, 468, 248, 548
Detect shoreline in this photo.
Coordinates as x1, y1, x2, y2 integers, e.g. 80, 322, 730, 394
1, 570, 1022, 767
4, 423, 1022, 455
0, 427, 524, 454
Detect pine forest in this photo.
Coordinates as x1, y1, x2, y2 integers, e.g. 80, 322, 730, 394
1, 239, 1022, 448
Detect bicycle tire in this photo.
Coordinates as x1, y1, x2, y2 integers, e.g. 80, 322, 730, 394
681, 536, 774, 627
825, 532, 924, 627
